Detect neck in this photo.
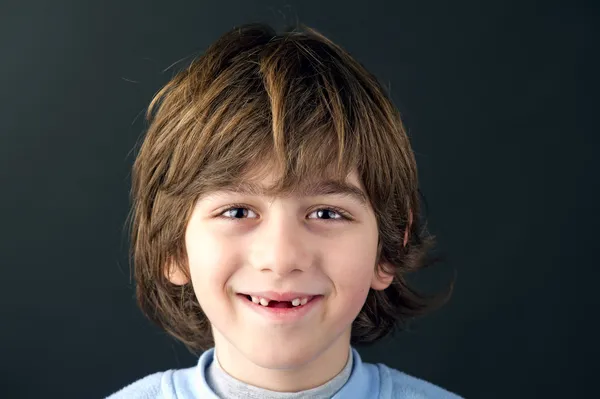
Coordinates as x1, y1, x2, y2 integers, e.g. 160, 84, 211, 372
212, 328, 352, 392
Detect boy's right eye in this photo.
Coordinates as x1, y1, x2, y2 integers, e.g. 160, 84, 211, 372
220, 206, 258, 220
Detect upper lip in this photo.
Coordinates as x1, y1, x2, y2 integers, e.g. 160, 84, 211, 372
239, 291, 319, 302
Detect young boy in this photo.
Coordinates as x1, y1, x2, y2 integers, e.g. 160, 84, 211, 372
108, 22, 461, 398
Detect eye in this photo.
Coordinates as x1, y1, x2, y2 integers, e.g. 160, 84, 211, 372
217, 204, 351, 222
220, 206, 258, 220
307, 207, 349, 221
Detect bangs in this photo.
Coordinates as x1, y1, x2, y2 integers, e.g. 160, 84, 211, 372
170, 35, 371, 199
143, 23, 412, 214
196, 122, 363, 199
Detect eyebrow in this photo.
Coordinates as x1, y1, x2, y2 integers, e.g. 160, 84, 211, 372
214, 180, 369, 208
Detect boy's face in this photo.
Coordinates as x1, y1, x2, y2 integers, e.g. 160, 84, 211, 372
169, 169, 393, 374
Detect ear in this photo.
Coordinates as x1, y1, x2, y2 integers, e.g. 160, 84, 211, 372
371, 261, 395, 291
164, 260, 190, 286
372, 210, 413, 291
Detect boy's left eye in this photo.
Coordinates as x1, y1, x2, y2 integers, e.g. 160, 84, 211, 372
218, 205, 351, 222
308, 209, 345, 221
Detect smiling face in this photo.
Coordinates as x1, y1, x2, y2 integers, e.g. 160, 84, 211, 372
167, 168, 393, 390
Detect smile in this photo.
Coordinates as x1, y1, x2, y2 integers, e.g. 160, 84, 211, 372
246, 294, 313, 308
236, 293, 323, 322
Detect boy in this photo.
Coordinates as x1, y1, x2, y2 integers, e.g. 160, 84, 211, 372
109, 23, 461, 398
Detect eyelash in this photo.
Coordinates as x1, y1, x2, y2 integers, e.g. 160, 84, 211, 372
216, 203, 353, 223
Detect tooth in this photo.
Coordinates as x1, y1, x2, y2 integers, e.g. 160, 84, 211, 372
291, 298, 301, 307
300, 297, 308, 305
251, 296, 260, 304
259, 297, 270, 306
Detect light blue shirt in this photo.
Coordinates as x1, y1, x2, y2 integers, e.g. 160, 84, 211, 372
106, 347, 463, 399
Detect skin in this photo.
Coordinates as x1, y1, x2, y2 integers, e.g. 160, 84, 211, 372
167, 170, 401, 392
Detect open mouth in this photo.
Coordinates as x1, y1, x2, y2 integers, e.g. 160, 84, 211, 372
237, 294, 318, 309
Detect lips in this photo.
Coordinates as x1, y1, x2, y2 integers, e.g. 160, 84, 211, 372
236, 291, 321, 309
239, 291, 318, 302
237, 291, 324, 322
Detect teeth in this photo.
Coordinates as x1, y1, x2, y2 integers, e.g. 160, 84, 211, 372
259, 297, 270, 306
292, 297, 309, 306
249, 296, 310, 307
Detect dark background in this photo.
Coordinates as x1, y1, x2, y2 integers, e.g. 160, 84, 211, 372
1, 0, 597, 398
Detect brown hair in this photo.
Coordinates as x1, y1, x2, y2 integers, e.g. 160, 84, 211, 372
129, 22, 454, 353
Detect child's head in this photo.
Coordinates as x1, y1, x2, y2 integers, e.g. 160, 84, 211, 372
129, 23, 451, 367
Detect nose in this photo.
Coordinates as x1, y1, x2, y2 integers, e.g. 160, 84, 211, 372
248, 206, 312, 276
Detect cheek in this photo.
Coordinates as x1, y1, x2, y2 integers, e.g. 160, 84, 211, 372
330, 225, 378, 280
326, 236, 378, 310
333, 264, 373, 306
185, 225, 237, 303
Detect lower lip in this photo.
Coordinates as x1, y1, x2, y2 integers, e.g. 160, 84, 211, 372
237, 294, 323, 322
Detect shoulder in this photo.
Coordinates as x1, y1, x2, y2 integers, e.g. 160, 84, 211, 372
376, 363, 464, 399
105, 371, 168, 399
104, 350, 214, 399
105, 368, 201, 399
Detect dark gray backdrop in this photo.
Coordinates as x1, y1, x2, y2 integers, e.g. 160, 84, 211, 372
1, 0, 597, 398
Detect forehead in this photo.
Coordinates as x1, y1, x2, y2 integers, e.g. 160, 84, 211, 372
202, 169, 368, 208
